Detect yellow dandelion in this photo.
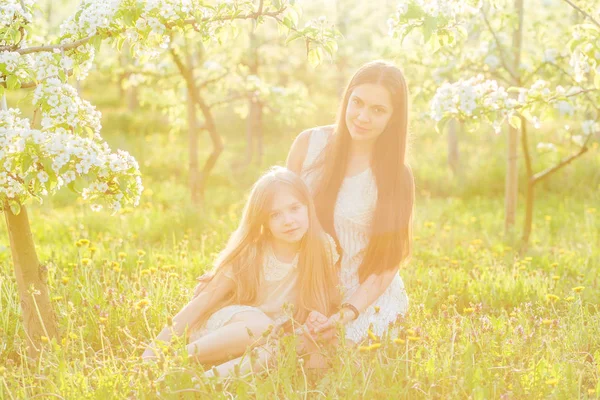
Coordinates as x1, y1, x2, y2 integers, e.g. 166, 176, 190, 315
69, 332, 78, 340
573, 286, 585, 293
544, 215, 552, 221
542, 319, 553, 326
118, 252, 127, 260
470, 217, 477, 223
99, 317, 108, 323
369, 343, 382, 350
135, 298, 151, 310
137, 250, 146, 257
140, 269, 150, 276
448, 295, 457, 303
509, 311, 517, 317
394, 338, 406, 345
546, 294, 560, 303
51, 296, 63, 301
41, 336, 49, 343
367, 329, 378, 341
407, 329, 416, 336
545, 378, 558, 386
169, 272, 179, 278
463, 307, 474, 314
89, 247, 97, 255
61, 276, 70, 284
451, 260, 459, 265
414, 236, 421, 241
113, 265, 121, 273
586, 208, 597, 214
588, 389, 596, 395
0, 366, 6, 375
552, 275, 560, 281
359, 345, 371, 352
75, 240, 83, 248
137, 260, 145, 266
150, 267, 158, 274
551, 262, 558, 267
565, 296, 575, 302
81, 258, 91, 266
407, 336, 420, 342
424, 221, 435, 228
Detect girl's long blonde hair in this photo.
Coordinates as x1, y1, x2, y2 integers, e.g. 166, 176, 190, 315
192, 167, 340, 331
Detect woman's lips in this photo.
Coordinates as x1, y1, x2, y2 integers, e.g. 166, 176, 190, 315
353, 122, 370, 133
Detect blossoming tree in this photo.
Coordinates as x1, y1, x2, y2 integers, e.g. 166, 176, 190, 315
388, 0, 599, 245
0, 0, 338, 355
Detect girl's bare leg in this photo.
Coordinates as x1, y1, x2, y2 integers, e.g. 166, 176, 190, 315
205, 344, 276, 378
187, 311, 273, 364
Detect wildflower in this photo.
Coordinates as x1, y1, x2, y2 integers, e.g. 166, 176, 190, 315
393, 338, 406, 345
140, 269, 150, 276
51, 296, 63, 301
89, 247, 97, 255
463, 307, 474, 314
407, 336, 420, 342
135, 298, 150, 310
41, 336, 49, 343
587, 208, 597, 214
61, 276, 70, 284
137, 249, 146, 257
573, 286, 585, 293
542, 319, 553, 326
367, 329, 378, 341
550, 262, 558, 267
118, 252, 127, 260
588, 389, 596, 395
545, 378, 558, 386
552, 275, 560, 281
545, 215, 552, 221
424, 221, 435, 228
546, 294, 560, 303
81, 258, 91, 266
565, 296, 575, 302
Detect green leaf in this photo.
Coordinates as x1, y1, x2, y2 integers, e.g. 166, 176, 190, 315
6, 75, 20, 90
423, 16, 437, 43
509, 115, 521, 129
9, 200, 21, 216
285, 31, 304, 45
435, 117, 449, 134
307, 48, 322, 68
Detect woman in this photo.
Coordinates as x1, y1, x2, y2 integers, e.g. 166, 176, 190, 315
286, 60, 414, 344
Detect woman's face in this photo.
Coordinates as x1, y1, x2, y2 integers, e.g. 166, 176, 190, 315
345, 83, 394, 143
266, 187, 309, 245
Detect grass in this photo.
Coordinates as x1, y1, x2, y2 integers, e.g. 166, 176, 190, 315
1, 76, 600, 399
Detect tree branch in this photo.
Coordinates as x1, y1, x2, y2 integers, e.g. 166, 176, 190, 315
532, 131, 595, 183
561, 0, 600, 29
480, 7, 519, 82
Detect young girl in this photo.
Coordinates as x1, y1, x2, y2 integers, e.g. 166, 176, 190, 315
142, 167, 340, 367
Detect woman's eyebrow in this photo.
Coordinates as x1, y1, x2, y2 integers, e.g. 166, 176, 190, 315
352, 94, 389, 109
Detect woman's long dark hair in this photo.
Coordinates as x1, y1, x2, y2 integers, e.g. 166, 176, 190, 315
310, 60, 415, 283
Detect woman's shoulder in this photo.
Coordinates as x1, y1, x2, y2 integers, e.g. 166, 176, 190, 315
286, 124, 335, 174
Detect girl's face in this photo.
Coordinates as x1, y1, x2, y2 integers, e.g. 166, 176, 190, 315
345, 83, 394, 143
266, 187, 309, 245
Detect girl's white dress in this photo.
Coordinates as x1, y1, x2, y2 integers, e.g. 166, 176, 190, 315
189, 237, 338, 342
301, 126, 409, 343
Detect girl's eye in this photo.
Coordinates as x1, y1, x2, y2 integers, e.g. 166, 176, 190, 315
292, 205, 300, 211
375, 108, 385, 114
271, 212, 281, 219
351, 98, 360, 105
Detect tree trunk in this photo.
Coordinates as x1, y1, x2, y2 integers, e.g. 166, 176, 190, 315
505, 0, 524, 233
187, 87, 200, 205
4, 204, 58, 357
520, 117, 534, 247
447, 118, 460, 176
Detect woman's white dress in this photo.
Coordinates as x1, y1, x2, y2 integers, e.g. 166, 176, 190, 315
301, 126, 409, 343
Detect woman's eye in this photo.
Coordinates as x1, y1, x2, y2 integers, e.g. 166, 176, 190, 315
292, 205, 300, 211
375, 108, 384, 114
351, 98, 360, 105
271, 212, 281, 219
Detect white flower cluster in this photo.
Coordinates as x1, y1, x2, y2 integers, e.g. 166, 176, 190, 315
0, 51, 32, 81
33, 78, 102, 137
389, 0, 481, 38
430, 75, 517, 123
582, 120, 599, 136
0, 0, 34, 26
60, 0, 122, 39
32, 51, 75, 81
0, 109, 143, 212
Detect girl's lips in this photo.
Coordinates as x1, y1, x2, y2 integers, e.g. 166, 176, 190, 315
284, 227, 299, 234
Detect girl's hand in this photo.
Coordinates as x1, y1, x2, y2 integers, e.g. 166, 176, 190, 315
192, 273, 214, 298
306, 310, 328, 334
